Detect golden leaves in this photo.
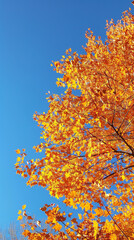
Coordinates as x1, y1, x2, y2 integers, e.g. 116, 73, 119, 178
78, 213, 82, 220
93, 220, 98, 240
15, 149, 20, 154
110, 234, 117, 240
18, 210, 22, 215
17, 205, 26, 221
68, 213, 73, 218
84, 202, 91, 212
17, 215, 22, 220
52, 222, 62, 231
15, 9, 134, 240
22, 230, 30, 237
22, 204, 26, 210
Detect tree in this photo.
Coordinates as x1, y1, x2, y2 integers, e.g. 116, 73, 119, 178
0, 223, 25, 240
15, 9, 134, 240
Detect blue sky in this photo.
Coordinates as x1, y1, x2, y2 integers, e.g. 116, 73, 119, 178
0, 0, 132, 231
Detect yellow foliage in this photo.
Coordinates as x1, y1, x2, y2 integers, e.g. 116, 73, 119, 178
15, 9, 134, 240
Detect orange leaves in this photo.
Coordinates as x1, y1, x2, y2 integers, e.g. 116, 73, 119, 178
93, 220, 98, 240
16, 149, 20, 154
52, 222, 62, 232
110, 234, 117, 240
22, 230, 30, 237
78, 213, 82, 220
65, 48, 72, 54
18, 210, 22, 215
71, 218, 78, 224
20, 223, 26, 229
22, 204, 26, 210
84, 202, 91, 212
16, 149, 26, 154
17, 205, 27, 221
68, 213, 73, 218
80, 201, 91, 212
56, 215, 66, 222
94, 207, 107, 218
17, 215, 23, 220
40, 205, 48, 212
103, 219, 115, 234
15, 9, 134, 240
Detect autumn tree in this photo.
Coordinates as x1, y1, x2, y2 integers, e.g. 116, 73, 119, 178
15, 9, 134, 240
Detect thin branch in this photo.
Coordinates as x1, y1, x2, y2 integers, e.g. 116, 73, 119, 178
118, 104, 134, 133
103, 164, 134, 180
103, 205, 129, 240
108, 122, 134, 155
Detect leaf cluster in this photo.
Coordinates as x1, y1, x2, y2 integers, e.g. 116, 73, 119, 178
16, 9, 134, 240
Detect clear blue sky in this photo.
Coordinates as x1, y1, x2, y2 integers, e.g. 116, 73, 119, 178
0, 0, 132, 231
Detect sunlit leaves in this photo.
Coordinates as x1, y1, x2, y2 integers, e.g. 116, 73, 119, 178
17, 215, 22, 221
93, 220, 98, 240
22, 204, 26, 210
15, 149, 20, 154
22, 230, 30, 237
18, 210, 22, 215
15, 9, 134, 240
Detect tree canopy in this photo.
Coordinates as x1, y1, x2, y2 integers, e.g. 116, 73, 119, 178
16, 9, 134, 240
